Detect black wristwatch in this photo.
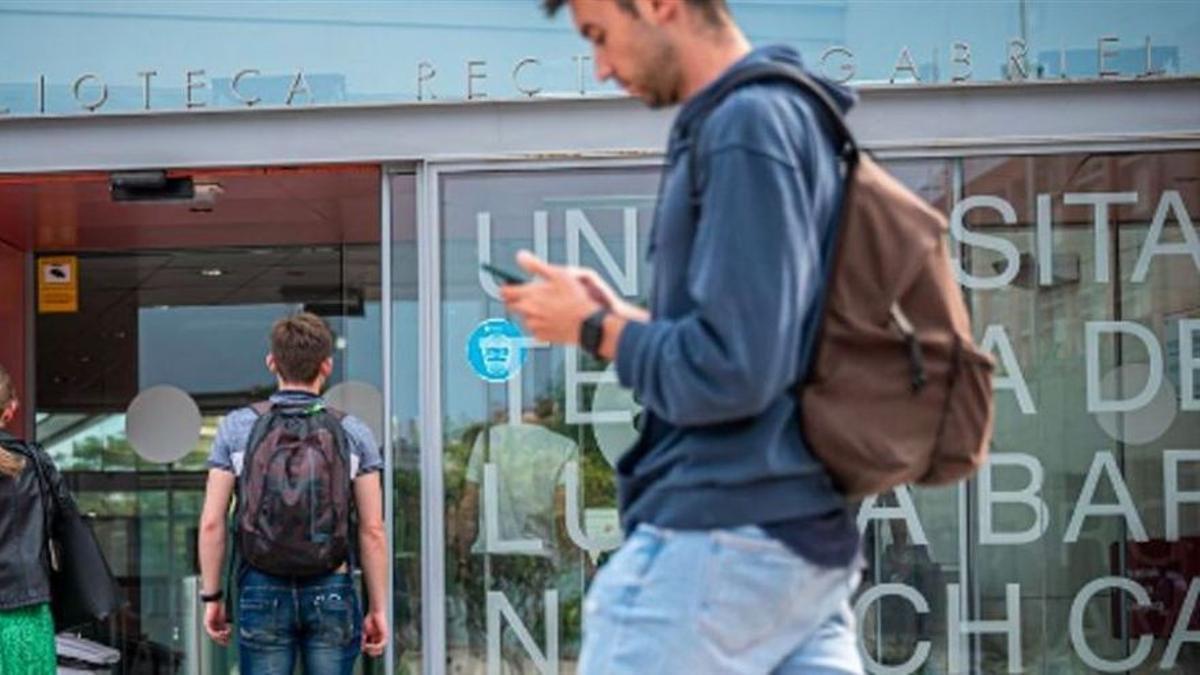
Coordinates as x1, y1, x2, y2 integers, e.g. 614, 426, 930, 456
579, 308, 609, 359
199, 589, 224, 604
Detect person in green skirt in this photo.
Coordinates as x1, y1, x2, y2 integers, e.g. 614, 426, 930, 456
0, 364, 61, 673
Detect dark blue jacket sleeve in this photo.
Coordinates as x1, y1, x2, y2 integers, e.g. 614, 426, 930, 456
616, 137, 826, 426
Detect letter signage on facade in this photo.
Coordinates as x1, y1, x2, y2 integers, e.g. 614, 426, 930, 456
0, 32, 1180, 117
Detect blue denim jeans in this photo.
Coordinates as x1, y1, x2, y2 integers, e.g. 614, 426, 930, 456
237, 568, 362, 675
578, 524, 863, 675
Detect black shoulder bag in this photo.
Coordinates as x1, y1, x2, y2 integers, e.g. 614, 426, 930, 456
18, 441, 125, 629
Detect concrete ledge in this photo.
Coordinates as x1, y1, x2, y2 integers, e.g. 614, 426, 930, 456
1, 76, 1198, 173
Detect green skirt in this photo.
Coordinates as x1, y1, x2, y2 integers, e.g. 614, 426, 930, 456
0, 603, 56, 674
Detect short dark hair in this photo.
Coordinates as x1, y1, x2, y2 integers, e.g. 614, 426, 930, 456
541, 0, 728, 26
270, 312, 334, 384
542, 0, 635, 17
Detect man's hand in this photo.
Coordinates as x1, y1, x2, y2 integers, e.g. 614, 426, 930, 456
500, 250, 603, 345
353, 474, 389, 658
362, 609, 389, 658
204, 602, 231, 646
572, 266, 649, 323
573, 266, 621, 312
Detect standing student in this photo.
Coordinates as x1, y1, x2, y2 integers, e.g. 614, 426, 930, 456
198, 313, 389, 674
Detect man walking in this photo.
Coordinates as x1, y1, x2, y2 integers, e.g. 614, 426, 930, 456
502, 0, 863, 672
198, 312, 388, 674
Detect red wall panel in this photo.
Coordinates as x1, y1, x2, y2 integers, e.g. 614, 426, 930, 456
0, 242, 28, 438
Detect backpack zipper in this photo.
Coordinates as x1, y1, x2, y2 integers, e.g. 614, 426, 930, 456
890, 302, 927, 393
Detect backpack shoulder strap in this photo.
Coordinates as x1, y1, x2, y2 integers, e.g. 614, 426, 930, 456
243, 401, 278, 457
321, 406, 354, 474
249, 400, 274, 417
687, 61, 857, 152
311, 404, 360, 572
685, 62, 858, 216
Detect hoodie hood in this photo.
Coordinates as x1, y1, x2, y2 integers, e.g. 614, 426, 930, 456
674, 44, 856, 135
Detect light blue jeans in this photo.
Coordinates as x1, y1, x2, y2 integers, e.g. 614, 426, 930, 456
579, 524, 863, 675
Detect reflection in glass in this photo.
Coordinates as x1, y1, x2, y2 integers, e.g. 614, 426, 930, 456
961, 151, 1199, 673
439, 166, 659, 672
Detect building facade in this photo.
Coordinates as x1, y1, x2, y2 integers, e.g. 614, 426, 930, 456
1, 2, 1198, 673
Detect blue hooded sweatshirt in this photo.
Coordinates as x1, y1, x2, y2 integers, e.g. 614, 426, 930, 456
614, 45, 860, 564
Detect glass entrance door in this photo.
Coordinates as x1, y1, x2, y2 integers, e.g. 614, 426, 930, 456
1, 165, 405, 674
431, 161, 660, 673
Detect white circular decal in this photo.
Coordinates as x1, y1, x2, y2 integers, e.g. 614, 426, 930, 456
125, 385, 202, 464
1095, 363, 1178, 445
325, 381, 385, 444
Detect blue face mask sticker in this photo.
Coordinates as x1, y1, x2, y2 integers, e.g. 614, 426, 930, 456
467, 318, 527, 383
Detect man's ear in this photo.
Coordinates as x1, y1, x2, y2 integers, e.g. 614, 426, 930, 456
643, 0, 680, 25
319, 357, 333, 379
265, 353, 277, 374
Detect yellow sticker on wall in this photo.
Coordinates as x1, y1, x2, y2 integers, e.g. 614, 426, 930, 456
37, 256, 78, 313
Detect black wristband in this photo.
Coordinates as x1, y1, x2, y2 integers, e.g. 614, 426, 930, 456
579, 308, 609, 359
199, 589, 223, 604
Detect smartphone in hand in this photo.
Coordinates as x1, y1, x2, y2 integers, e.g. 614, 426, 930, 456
481, 261, 528, 286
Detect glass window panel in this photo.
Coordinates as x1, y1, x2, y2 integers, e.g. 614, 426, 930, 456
962, 150, 1199, 673
391, 172, 422, 674
439, 165, 659, 672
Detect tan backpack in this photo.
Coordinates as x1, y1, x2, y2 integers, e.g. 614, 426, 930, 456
690, 63, 995, 500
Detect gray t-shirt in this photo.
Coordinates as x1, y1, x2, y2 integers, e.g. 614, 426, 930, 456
207, 390, 382, 478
